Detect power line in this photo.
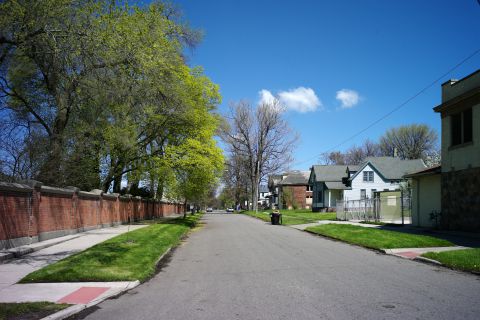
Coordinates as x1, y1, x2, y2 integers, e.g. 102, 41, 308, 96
293, 47, 480, 167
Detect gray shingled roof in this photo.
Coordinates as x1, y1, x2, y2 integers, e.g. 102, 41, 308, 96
356, 157, 426, 180
325, 181, 350, 190
404, 165, 441, 178
278, 171, 310, 185
311, 165, 349, 182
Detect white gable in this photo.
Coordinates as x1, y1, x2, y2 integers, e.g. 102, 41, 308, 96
343, 163, 400, 201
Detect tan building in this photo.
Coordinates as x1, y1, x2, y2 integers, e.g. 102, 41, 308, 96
405, 166, 441, 228
433, 69, 480, 231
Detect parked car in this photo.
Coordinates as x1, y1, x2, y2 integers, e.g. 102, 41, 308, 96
206, 207, 213, 212
226, 208, 234, 213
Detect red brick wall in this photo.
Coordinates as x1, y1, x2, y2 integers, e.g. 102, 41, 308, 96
282, 185, 311, 209
0, 183, 186, 245
38, 193, 76, 233
0, 191, 35, 240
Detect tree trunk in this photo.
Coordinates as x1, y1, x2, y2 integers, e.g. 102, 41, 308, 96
37, 92, 69, 186
156, 178, 164, 200
113, 174, 122, 193
37, 133, 64, 186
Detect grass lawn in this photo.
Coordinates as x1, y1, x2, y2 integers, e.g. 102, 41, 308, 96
242, 209, 336, 225
20, 214, 202, 283
0, 302, 69, 320
305, 224, 454, 249
422, 248, 480, 273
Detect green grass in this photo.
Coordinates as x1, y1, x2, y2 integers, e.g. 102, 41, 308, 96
0, 302, 69, 320
422, 248, 480, 273
305, 224, 454, 249
20, 214, 202, 283
242, 209, 336, 225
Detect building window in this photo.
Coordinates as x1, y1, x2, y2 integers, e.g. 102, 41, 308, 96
371, 189, 377, 198
451, 107, 473, 146
360, 189, 366, 199
363, 171, 374, 182
306, 185, 312, 191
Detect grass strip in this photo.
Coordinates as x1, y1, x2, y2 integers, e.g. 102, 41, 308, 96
20, 214, 202, 283
305, 224, 453, 249
422, 248, 480, 273
242, 210, 336, 225
0, 302, 69, 320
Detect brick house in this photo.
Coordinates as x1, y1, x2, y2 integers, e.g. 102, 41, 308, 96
433, 69, 480, 231
274, 171, 312, 210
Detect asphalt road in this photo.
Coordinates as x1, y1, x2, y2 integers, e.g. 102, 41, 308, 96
74, 213, 480, 320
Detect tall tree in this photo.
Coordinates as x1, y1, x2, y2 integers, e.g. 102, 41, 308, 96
221, 100, 298, 211
379, 124, 438, 161
1, 0, 223, 198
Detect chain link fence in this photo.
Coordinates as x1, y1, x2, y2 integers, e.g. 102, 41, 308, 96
336, 191, 411, 224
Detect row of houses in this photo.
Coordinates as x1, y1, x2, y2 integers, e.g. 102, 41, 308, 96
262, 68, 480, 232
267, 156, 425, 211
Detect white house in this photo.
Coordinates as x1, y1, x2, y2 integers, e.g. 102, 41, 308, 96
258, 185, 270, 208
343, 157, 426, 200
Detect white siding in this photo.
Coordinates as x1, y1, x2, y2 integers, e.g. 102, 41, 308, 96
343, 164, 400, 201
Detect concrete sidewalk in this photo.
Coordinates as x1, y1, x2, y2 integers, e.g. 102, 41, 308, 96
0, 224, 147, 307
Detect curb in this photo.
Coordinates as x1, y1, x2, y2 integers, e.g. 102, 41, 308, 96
1, 235, 83, 262
39, 216, 202, 320
413, 256, 443, 265
155, 247, 172, 266
40, 281, 140, 320
413, 256, 480, 276
302, 229, 387, 255
38, 246, 174, 320
0, 252, 14, 262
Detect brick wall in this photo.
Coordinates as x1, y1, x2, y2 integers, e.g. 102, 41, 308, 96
282, 185, 312, 209
0, 181, 186, 249
441, 167, 480, 232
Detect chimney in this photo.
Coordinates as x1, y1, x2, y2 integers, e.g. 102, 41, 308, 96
441, 79, 457, 102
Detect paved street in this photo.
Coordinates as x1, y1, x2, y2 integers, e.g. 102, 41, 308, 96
74, 214, 480, 320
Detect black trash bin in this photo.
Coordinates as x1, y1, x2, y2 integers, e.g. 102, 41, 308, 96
270, 211, 282, 225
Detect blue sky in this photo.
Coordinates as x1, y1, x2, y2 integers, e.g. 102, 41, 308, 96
172, 0, 480, 169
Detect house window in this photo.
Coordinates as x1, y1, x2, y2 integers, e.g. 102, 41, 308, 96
306, 185, 312, 191
371, 189, 377, 198
360, 189, 366, 199
451, 107, 473, 146
363, 171, 374, 182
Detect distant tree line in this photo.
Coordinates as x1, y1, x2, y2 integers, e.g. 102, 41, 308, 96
0, 0, 223, 203
320, 124, 440, 167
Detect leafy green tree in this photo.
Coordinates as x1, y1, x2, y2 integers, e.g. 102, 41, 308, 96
1, 0, 224, 198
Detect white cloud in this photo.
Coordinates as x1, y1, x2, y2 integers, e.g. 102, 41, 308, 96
259, 87, 321, 113
336, 89, 360, 109
278, 87, 322, 113
258, 89, 277, 106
